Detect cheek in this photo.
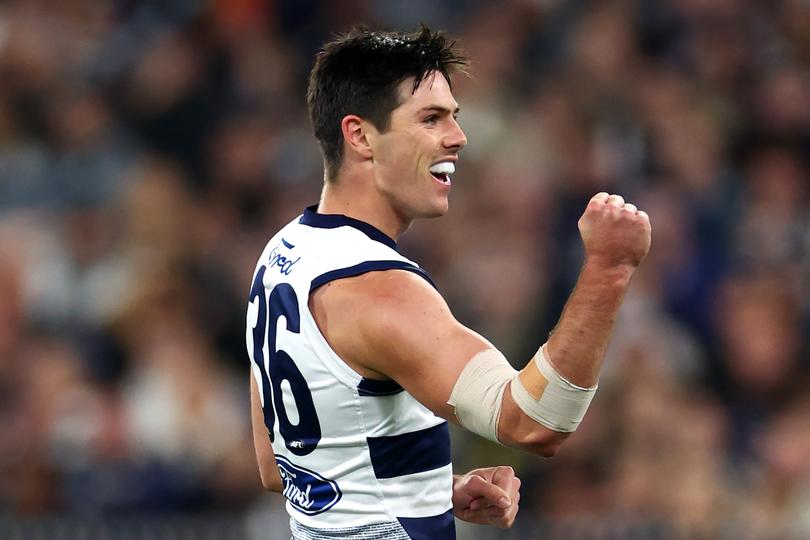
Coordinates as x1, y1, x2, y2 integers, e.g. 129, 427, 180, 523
374, 128, 432, 179
376, 135, 409, 166
388, 144, 422, 173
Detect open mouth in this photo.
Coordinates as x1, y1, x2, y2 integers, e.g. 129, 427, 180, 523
429, 161, 454, 185
431, 172, 451, 184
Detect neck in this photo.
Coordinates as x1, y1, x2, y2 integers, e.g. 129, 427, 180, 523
317, 169, 410, 239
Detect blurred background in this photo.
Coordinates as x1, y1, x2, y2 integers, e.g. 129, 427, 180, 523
1, 0, 809, 538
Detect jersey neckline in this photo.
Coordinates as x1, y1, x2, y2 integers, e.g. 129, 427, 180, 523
300, 205, 398, 250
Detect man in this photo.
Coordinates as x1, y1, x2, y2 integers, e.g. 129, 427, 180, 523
246, 26, 650, 540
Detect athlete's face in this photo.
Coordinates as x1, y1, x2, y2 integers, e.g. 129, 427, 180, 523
367, 73, 467, 220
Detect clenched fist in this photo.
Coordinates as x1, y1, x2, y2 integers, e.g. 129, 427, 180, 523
453, 466, 521, 529
578, 192, 651, 270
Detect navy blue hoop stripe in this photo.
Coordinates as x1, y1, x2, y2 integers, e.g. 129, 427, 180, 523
310, 260, 436, 292
397, 509, 456, 540
357, 378, 404, 397
367, 422, 450, 479
300, 205, 398, 250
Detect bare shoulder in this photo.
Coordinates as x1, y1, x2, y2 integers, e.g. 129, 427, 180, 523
314, 267, 444, 307
309, 269, 490, 417
309, 269, 448, 353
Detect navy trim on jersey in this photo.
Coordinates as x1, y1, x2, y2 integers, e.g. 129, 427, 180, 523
300, 205, 398, 250
357, 378, 404, 397
310, 260, 436, 292
367, 422, 450, 479
397, 509, 456, 540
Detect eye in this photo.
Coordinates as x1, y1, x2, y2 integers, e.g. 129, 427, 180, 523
424, 115, 438, 125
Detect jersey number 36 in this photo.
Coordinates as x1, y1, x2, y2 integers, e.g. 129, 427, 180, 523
249, 267, 322, 456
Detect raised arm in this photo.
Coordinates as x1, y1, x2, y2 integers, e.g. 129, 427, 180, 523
497, 192, 651, 451
309, 192, 650, 456
546, 192, 650, 387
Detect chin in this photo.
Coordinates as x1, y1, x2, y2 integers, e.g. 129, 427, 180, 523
421, 199, 450, 218
395, 196, 449, 221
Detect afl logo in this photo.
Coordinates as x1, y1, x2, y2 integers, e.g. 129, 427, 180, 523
276, 456, 342, 515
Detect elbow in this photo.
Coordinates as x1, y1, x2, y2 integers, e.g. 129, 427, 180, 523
508, 429, 569, 458
526, 434, 565, 458
259, 471, 284, 493
497, 388, 573, 458
262, 480, 282, 492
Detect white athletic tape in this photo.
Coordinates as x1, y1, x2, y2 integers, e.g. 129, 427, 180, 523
447, 349, 516, 443
448, 344, 598, 442
511, 344, 597, 433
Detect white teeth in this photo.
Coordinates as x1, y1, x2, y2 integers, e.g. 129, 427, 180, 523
429, 162, 455, 175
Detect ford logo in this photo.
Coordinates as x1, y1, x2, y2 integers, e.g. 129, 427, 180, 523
276, 456, 342, 515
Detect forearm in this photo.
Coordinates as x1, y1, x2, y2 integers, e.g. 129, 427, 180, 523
453, 262, 634, 449
453, 193, 649, 454
543, 260, 634, 387
497, 261, 634, 451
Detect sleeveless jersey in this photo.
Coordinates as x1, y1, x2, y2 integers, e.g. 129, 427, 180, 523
246, 206, 455, 540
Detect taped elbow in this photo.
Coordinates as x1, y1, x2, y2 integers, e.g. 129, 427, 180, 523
447, 349, 517, 444
447, 346, 597, 451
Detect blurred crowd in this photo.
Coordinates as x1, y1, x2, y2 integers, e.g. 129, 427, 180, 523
1, 0, 809, 538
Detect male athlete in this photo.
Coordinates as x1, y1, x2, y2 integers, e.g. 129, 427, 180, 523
246, 27, 651, 540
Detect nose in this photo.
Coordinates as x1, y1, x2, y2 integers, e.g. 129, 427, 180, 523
443, 117, 467, 151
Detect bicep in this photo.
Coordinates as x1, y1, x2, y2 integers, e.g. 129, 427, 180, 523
373, 302, 492, 421
320, 271, 493, 421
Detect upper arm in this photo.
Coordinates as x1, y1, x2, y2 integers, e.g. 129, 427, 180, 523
250, 373, 282, 491
310, 270, 492, 421
310, 270, 569, 456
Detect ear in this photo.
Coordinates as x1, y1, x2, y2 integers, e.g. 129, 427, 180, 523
340, 115, 374, 160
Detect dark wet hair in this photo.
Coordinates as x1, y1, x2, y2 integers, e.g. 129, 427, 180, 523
306, 25, 468, 180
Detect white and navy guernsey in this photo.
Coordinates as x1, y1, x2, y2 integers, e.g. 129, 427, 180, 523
246, 206, 455, 540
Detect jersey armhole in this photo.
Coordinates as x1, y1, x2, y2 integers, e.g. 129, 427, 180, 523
309, 260, 436, 293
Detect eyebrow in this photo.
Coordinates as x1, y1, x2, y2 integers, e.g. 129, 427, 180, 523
418, 105, 460, 115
